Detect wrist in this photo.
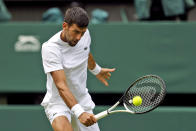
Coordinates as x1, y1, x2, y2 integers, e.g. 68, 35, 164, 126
71, 104, 85, 118
89, 63, 101, 75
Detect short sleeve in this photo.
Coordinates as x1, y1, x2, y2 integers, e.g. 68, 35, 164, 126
86, 29, 91, 46
41, 45, 63, 74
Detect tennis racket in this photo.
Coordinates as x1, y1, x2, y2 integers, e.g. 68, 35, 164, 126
95, 75, 166, 121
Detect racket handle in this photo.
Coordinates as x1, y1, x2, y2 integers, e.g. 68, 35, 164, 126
94, 110, 108, 121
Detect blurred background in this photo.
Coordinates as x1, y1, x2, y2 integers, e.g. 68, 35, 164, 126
0, 0, 196, 130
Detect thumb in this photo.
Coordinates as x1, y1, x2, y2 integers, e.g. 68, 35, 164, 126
90, 115, 97, 123
105, 68, 116, 72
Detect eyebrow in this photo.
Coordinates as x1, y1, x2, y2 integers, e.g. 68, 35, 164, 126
74, 29, 86, 34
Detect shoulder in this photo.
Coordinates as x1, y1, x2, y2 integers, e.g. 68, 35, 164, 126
42, 42, 61, 57
42, 42, 60, 52
82, 29, 91, 43
85, 29, 90, 37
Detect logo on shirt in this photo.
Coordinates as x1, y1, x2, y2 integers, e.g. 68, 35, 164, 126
15, 35, 41, 52
84, 47, 88, 50
53, 112, 57, 117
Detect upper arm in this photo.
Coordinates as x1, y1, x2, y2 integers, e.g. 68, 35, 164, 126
51, 70, 67, 90
42, 45, 66, 90
42, 45, 63, 74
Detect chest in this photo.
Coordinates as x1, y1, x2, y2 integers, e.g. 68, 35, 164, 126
60, 38, 90, 69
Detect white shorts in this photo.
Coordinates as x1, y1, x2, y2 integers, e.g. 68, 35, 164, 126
44, 104, 100, 131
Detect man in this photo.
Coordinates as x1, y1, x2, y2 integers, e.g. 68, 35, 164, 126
41, 7, 115, 131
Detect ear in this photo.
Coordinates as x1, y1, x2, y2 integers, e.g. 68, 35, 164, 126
62, 22, 68, 30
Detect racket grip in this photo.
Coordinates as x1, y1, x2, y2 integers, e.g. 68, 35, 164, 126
94, 110, 108, 121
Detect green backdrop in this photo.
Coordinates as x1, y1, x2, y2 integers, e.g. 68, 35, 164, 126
0, 22, 196, 93
0, 105, 195, 131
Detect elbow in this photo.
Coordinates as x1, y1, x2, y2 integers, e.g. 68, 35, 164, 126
56, 82, 66, 92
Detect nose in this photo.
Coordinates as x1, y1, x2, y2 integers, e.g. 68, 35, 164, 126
76, 34, 82, 41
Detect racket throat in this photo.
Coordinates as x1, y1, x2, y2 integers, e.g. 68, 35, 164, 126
108, 101, 120, 112
95, 101, 121, 121
118, 96, 123, 103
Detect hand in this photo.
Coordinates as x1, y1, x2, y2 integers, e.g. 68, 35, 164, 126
78, 112, 97, 127
96, 68, 116, 86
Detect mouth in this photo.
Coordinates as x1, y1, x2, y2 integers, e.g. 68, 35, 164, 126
74, 40, 78, 43
68, 41, 78, 47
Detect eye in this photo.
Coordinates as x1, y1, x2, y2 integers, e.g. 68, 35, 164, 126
74, 30, 80, 34
81, 32, 85, 36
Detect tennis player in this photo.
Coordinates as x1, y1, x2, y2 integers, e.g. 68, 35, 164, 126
41, 7, 115, 131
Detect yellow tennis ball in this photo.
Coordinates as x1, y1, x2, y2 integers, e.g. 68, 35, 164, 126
132, 96, 142, 106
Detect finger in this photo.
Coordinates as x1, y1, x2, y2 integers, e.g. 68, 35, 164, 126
102, 79, 109, 86
106, 77, 110, 80
105, 68, 116, 73
106, 73, 111, 79
97, 76, 109, 86
90, 115, 97, 123
107, 72, 111, 77
87, 116, 95, 126
86, 122, 91, 127
87, 120, 93, 126
105, 75, 110, 80
85, 119, 92, 127
83, 120, 90, 127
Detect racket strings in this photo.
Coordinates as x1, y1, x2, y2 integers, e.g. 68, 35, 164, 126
123, 76, 166, 113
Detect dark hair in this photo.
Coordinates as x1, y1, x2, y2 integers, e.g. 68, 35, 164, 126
64, 7, 89, 27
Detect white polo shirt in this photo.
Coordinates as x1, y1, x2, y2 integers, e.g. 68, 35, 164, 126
41, 30, 95, 111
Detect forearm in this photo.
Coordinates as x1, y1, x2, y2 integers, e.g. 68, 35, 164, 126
88, 53, 102, 76
88, 53, 96, 70
56, 82, 85, 119
56, 82, 78, 109
51, 70, 78, 109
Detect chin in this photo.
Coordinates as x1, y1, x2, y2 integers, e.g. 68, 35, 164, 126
68, 42, 77, 47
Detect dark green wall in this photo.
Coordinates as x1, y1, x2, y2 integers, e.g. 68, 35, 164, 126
0, 106, 195, 131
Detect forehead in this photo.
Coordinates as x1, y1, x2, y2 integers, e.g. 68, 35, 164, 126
70, 24, 87, 32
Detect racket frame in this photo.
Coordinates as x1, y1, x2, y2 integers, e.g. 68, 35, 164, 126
94, 75, 166, 120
